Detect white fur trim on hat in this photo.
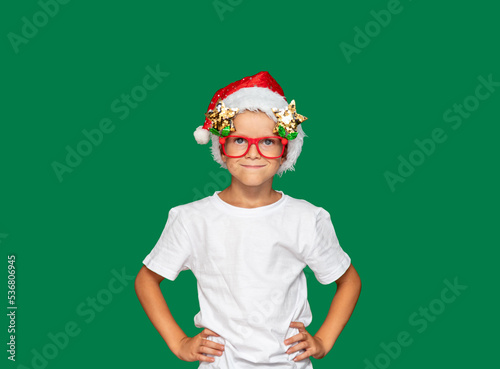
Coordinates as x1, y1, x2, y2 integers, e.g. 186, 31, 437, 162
223, 87, 289, 119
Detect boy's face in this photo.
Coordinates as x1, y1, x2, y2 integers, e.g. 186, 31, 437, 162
220, 111, 287, 188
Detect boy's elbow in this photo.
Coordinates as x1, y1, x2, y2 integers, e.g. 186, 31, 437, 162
134, 267, 145, 295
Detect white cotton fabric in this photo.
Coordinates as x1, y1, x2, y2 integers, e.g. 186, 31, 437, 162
142, 191, 351, 369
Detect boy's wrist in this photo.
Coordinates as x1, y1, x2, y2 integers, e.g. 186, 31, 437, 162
313, 333, 335, 355
166, 334, 188, 358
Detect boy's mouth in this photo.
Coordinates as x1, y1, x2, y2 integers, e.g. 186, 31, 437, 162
241, 164, 266, 169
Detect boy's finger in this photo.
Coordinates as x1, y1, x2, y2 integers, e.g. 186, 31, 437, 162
203, 328, 220, 336
198, 353, 216, 363
201, 338, 225, 350
200, 329, 225, 352
284, 334, 299, 345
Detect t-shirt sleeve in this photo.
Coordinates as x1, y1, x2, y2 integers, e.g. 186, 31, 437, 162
302, 208, 351, 285
142, 207, 193, 281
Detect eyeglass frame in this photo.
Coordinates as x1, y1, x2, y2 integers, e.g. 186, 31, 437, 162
219, 135, 288, 159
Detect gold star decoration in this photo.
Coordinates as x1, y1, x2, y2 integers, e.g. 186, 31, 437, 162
272, 100, 307, 139
205, 98, 239, 133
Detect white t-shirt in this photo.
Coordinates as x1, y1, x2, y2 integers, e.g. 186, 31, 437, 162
143, 190, 351, 369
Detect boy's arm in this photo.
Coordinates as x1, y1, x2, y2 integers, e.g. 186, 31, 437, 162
134, 265, 188, 357
313, 263, 362, 355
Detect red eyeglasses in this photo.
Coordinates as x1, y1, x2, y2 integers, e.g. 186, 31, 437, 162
219, 135, 288, 159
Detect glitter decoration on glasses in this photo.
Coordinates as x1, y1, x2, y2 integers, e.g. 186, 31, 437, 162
272, 100, 307, 140
205, 98, 239, 137
205, 98, 307, 141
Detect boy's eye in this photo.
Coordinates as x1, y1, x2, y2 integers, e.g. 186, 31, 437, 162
235, 138, 246, 144
262, 138, 274, 146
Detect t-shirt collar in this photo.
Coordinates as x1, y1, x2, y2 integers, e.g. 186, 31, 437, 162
211, 190, 287, 216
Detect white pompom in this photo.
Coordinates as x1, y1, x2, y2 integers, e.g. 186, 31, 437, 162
194, 126, 211, 144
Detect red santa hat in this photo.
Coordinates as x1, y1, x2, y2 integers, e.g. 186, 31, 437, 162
193, 71, 308, 177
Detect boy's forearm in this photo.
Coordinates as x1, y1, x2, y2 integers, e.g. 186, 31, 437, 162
314, 274, 361, 354
135, 275, 187, 356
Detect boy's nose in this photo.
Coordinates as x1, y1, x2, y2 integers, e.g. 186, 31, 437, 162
246, 143, 261, 157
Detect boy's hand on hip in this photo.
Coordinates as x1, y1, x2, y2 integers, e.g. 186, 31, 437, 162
175, 328, 225, 363
284, 321, 328, 361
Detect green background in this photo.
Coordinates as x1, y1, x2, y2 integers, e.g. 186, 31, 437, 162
1, 0, 498, 368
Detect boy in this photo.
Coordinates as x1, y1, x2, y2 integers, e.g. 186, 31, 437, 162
135, 71, 362, 369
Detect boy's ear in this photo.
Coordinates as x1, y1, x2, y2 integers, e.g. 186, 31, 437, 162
280, 145, 288, 165
220, 145, 226, 163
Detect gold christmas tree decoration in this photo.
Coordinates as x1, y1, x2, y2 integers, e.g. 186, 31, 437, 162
272, 100, 307, 140
205, 98, 239, 134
